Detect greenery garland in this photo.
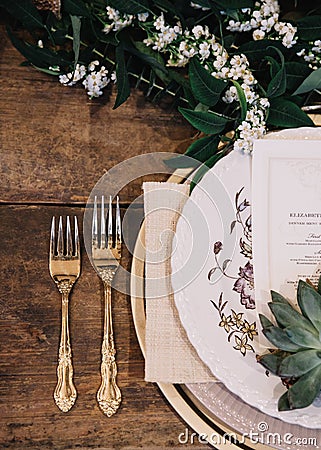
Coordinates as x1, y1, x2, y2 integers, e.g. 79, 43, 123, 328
1, 0, 321, 171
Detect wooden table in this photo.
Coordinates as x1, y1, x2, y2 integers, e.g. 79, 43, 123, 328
0, 24, 211, 449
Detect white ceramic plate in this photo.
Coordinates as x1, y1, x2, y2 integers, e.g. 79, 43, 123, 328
171, 128, 321, 429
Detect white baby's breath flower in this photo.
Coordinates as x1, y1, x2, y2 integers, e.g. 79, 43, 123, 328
199, 42, 210, 60
190, 1, 210, 10
88, 60, 100, 71
106, 6, 120, 21
226, 20, 242, 32
154, 14, 165, 31
234, 139, 252, 154
282, 31, 297, 48
252, 10, 262, 21
312, 40, 321, 54
103, 24, 113, 34
304, 54, 316, 63
253, 29, 265, 40
83, 66, 110, 98
179, 41, 197, 58
213, 54, 228, 70
167, 54, 189, 67
222, 86, 238, 103
59, 63, 86, 86
192, 25, 205, 39
152, 39, 165, 51
259, 98, 270, 108
137, 12, 149, 22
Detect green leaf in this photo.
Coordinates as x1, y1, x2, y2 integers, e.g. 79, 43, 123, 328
153, 0, 183, 20
239, 40, 285, 65
265, 56, 280, 79
108, 0, 151, 14
257, 350, 289, 376
285, 326, 321, 350
259, 313, 274, 329
31, 65, 61, 75
287, 365, 321, 409
166, 135, 221, 169
265, 46, 286, 98
178, 108, 229, 134
185, 135, 220, 161
268, 302, 317, 335
190, 152, 225, 192
231, 80, 247, 121
7, 29, 72, 68
190, 0, 212, 8
285, 62, 312, 92
279, 349, 321, 377
318, 276, 321, 296
270, 291, 290, 305
70, 15, 81, 69
267, 45, 285, 66
113, 44, 131, 109
297, 280, 321, 332
62, 0, 90, 17
278, 392, 291, 411
189, 58, 226, 107
267, 98, 314, 128
213, 0, 254, 9
130, 41, 168, 77
263, 326, 303, 352
293, 67, 321, 95
266, 67, 286, 98
0, 0, 43, 29
297, 16, 321, 41
169, 71, 196, 108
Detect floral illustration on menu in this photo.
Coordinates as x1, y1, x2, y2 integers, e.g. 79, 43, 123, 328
209, 187, 257, 356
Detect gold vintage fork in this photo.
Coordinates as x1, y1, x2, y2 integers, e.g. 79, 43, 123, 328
92, 195, 122, 417
49, 216, 80, 412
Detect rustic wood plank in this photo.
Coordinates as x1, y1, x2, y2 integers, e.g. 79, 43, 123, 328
0, 25, 194, 205
0, 205, 209, 449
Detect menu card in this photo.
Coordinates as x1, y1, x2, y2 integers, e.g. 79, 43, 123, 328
252, 139, 321, 335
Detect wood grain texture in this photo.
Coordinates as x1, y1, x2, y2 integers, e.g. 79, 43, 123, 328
0, 21, 210, 448
0, 206, 209, 449
0, 25, 194, 205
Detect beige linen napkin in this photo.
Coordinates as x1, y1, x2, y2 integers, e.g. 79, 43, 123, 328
143, 181, 216, 383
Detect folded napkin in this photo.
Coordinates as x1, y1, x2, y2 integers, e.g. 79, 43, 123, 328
143, 181, 216, 383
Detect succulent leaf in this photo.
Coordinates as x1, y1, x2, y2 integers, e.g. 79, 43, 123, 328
257, 350, 289, 376
318, 276, 321, 296
268, 302, 317, 335
278, 349, 321, 377
259, 313, 274, 329
263, 326, 303, 352
297, 280, 321, 332
287, 365, 321, 410
285, 326, 321, 349
278, 391, 291, 411
258, 276, 321, 411
270, 290, 290, 305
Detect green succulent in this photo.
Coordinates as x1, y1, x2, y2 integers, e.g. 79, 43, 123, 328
257, 277, 321, 411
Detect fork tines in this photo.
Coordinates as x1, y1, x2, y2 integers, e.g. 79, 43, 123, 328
50, 216, 80, 257
92, 196, 121, 249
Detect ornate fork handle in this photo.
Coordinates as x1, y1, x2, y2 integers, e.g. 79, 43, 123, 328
97, 269, 121, 417
54, 280, 77, 412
